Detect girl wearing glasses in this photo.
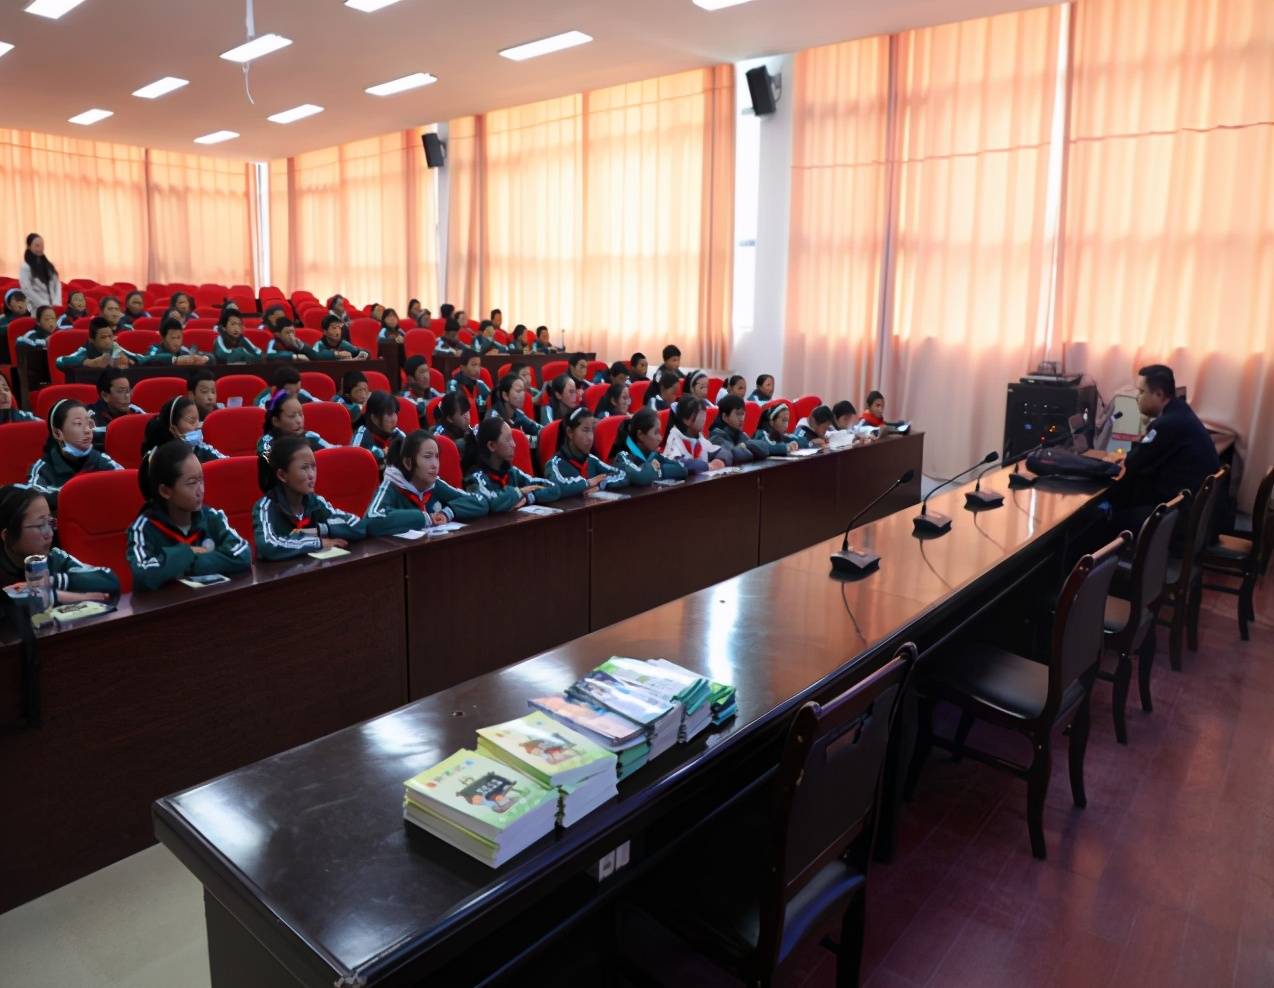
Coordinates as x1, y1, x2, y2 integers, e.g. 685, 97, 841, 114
0, 485, 119, 600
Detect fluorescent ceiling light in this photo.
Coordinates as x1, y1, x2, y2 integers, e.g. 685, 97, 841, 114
132, 76, 189, 100
194, 130, 239, 145
499, 30, 593, 62
24, 0, 89, 19
68, 108, 113, 126
365, 72, 436, 96
345, 0, 407, 10
692, 0, 757, 9
219, 33, 292, 64
268, 103, 324, 124
0, 42, 14, 59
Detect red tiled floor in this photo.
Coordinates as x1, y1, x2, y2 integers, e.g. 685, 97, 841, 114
809, 571, 1274, 988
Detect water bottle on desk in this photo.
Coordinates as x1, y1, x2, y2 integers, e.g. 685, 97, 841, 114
24, 554, 53, 613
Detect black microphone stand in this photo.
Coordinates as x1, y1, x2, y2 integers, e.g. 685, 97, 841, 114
830, 470, 914, 577
913, 452, 998, 536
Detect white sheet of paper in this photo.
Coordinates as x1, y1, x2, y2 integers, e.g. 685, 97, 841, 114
392, 529, 428, 541
519, 505, 563, 516
586, 489, 628, 501
308, 546, 351, 560
427, 522, 467, 535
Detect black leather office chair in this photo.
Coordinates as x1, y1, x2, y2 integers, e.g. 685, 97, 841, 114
620, 644, 916, 988
1200, 465, 1274, 641
1101, 494, 1183, 743
906, 535, 1127, 860
1157, 468, 1226, 669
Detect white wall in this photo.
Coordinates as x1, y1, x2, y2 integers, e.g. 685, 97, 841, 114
729, 55, 795, 391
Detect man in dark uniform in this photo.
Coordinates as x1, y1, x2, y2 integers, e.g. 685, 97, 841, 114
1110, 364, 1220, 533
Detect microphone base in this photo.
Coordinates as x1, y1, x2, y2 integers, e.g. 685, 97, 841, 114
912, 511, 952, 536
965, 489, 1005, 510
829, 548, 880, 578
1008, 470, 1036, 489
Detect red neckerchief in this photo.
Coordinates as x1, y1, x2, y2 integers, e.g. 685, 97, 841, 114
862, 412, 884, 427
485, 467, 511, 488
397, 484, 431, 512
369, 428, 392, 449
149, 515, 205, 545
689, 438, 702, 459
566, 456, 589, 476
459, 378, 479, 404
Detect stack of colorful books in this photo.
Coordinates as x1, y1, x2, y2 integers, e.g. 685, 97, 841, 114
528, 694, 651, 779
403, 750, 558, 867
566, 668, 682, 761
477, 713, 619, 827
599, 657, 713, 742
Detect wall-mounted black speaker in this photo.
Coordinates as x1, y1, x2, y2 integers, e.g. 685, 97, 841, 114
422, 133, 446, 168
746, 65, 777, 116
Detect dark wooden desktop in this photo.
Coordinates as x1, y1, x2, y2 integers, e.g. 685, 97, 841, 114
0, 434, 922, 911
64, 357, 391, 390
152, 467, 1107, 987
431, 351, 595, 381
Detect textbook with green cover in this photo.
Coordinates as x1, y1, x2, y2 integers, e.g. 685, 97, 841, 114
476, 713, 618, 788
403, 749, 557, 845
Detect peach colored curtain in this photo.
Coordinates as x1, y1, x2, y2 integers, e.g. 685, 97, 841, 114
0, 129, 149, 285
581, 66, 734, 366
447, 66, 734, 364
882, 5, 1062, 479
444, 115, 485, 317
268, 129, 439, 310
783, 36, 892, 408
145, 150, 254, 286
482, 95, 584, 339
1059, 0, 1274, 505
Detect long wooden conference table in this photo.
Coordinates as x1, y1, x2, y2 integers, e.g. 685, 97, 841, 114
0, 433, 922, 912
151, 466, 1108, 987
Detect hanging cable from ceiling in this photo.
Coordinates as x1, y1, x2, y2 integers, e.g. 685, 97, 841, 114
242, 0, 256, 104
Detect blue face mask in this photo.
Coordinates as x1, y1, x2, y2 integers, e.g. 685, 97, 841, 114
62, 443, 91, 459
182, 428, 204, 446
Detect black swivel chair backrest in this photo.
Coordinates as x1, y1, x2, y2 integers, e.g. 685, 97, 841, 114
1250, 465, 1274, 575
756, 643, 916, 976
1177, 469, 1226, 591
1049, 535, 1127, 711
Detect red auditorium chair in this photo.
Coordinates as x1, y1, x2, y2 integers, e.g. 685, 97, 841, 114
763, 398, 794, 419
630, 381, 650, 407
585, 360, 608, 381
195, 288, 227, 312
35, 384, 97, 421
203, 406, 265, 457
315, 447, 380, 515
496, 362, 521, 384
511, 428, 534, 475
523, 390, 536, 419
259, 285, 286, 303
743, 402, 763, 436
707, 376, 724, 399
6, 316, 34, 363
132, 377, 188, 413
116, 329, 160, 353
105, 413, 155, 468
583, 383, 609, 413
425, 396, 442, 427
494, 329, 511, 346
56, 469, 143, 591
133, 317, 162, 333
364, 371, 392, 393
428, 318, 444, 334
792, 395, 822, 423
349, 318, 380, 353
301, 308, 326, 330
299, 372, 337, 401
295, 328, 322, 347
594, 415, 624, 463
201, 456, 259, 557
430, 368, 445, 394
227, 290, 256, 314
302, 400, 353, 446
72, 317, 93, 332
657, 409, 670, 437
541, 360, 568, 382
540, 420, 562, 467
46, 332, 89, 385
458, 329, 475, 345
187, 318, 217, 329
450, 366, 493, 389
244, 328, 272, 351
435, 434, 463, 487
404, 329, 435, 360
0, 421, 47, 484
216, 374, 267, 409
183, 328, 217, 353
395, 397, 420, 433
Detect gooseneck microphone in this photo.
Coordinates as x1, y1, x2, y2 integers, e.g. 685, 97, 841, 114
913, 451, 998, 535
966, 445, 1011, 509
829, 469, 916, 577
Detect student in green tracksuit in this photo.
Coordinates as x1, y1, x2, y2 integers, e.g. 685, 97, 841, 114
447, 348, 491, 417
253, 435, 366, 560
27, 399, 123, 510
472, 320, 507, 355
400, 355, 442, 417
253, 365, 317, 408
142, 396, 227, 464
339, 370, 371, 422
126, 441, 252, 591
752, 404, 803, 456
351, 391, 405, 468
266, 320, 320, 362
364, 430, 489, 535
463, 418, 564, 513
16, 304, 57, 352
608, 407, 688, 487
55, 318, 143, 371
0, 484, 119, 599
213, 310, 263, 364
314, 314, 369, 360
145, 317, 213, 367
794, 405, 835, 449
257, 391, 333, 458
489, 373, 541, 439
0, 375, 36, 424
543, 406, 628, 494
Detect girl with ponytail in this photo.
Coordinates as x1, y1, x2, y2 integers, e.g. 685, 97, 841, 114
26, 399, 122, 510
0, 484, 117, 599
609, 408, 688, 487
142, 396, 227, 464
364, 430, 488, 535
351, 391, 405, 468
126, 441, 251, 590
543, 406, 627, 494
462, 417, 563, 513
663, 397, 725, 473
252, 435, 366, 561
